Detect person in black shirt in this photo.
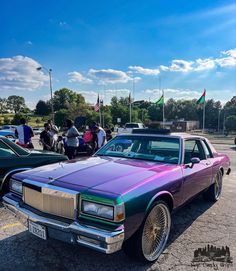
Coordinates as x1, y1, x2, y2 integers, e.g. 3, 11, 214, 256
40, 123, 54, 151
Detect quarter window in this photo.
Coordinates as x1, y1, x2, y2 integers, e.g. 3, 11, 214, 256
201, 140, 213, 158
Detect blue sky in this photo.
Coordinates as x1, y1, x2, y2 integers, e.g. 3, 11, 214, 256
0, 0, 236, 108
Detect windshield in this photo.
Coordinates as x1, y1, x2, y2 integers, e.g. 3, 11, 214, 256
3, 137, 30, 155
96, 135, 180, 164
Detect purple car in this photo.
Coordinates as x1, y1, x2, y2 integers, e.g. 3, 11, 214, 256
3, 129, 231, 262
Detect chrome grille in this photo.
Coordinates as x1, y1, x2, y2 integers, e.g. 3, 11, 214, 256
23, 182, 78, 219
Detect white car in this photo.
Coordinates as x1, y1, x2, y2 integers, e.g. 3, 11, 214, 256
117, 123, 145, 134
33, 128, 43, 135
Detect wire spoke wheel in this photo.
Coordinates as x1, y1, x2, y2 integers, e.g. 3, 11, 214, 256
214, 172, 222, 200
142, 203, 171, 261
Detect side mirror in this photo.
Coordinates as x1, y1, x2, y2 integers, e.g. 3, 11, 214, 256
185, 157, 200, 168
191, 157, 201, 165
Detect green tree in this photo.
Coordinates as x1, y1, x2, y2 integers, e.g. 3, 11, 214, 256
11, 113, 28, 125
0, 98, 8, 114
35, 100, 51, 115
7, 95, 26, 113
54, 109, 70, 127
225, 115, 236, 131
53, 88, 85, 111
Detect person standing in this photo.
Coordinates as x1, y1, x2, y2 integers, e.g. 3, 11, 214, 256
48, 119, 59, 151
15, 118, 34, 148
40, 123, 54, 151
94, 125, 107, 150
65, 119, 79, 159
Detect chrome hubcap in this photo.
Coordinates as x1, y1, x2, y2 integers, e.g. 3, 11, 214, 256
214, 173, 222, 199
142, 203, 171, 261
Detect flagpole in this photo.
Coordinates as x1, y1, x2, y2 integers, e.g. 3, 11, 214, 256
99, 94, 102, 127
202, 99, 205, 133
129, 92, 132, 123
162, 89, 165, 128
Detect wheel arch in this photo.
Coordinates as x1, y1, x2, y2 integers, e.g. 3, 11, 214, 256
219, 167, 224, 176
0, 168, 32, 192
146, 191, 174, 214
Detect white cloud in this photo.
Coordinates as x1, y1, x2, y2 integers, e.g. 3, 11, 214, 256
195, 58, 216, 71
26, 41, 33, 46
68, 71, 92, 84
159, 65, 169, 71
215, 57, 236, 67
105, 88, 130, 96
215, 48, 236, 67
0, 55, 48, 91
169, 60, 194, 72
143, 88, 200, 100
158, 48, 236, 73
223, 48, 236, 58
128, 65, 160, 75
88, 68, 134, 84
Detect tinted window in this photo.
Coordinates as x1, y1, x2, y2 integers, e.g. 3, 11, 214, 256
96, 136, 180, 164
0, 140, 17, 158
1, 138, 29, 155
184, 140, 205, 164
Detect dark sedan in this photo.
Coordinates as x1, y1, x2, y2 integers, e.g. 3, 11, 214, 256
0, 136, 68, 195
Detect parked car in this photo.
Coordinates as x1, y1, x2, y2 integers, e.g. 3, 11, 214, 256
0, 136, 68, 195
117, 122, 145, 134
3, 130, 231, 262
0, 129, 17, 141
1, 125, 17, 131
32, 128, 43, 135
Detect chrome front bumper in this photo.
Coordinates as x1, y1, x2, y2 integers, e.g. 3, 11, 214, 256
3, 195, 124, 254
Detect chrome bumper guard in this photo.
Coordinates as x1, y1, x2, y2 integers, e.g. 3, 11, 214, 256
3, 195, 124, 254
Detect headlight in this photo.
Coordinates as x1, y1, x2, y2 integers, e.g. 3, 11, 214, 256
81, 200, 125, 222
10, 179, 23, 194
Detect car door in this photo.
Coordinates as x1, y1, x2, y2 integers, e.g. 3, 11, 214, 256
182, 139, 212, 202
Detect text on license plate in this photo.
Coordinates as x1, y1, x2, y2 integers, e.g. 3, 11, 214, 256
28, 221, 47, 240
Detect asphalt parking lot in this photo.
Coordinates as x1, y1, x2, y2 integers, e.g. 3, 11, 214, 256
0, 142, 235, 271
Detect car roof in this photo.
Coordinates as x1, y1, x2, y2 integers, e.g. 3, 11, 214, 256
118, 132, 206, 140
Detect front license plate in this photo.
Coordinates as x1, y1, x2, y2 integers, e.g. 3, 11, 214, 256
28, 221, 47, 240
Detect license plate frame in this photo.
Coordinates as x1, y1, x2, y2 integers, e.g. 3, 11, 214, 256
28, 220, 47, 240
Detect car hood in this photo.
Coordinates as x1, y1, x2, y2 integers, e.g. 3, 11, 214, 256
29, 149, 66, 157
16, 156, 179, 195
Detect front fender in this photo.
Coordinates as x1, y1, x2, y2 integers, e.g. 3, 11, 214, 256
0, 168, 32, 192
146, 190, 174, 214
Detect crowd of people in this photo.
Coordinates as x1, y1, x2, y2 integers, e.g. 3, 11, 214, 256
14, 117, 112, 160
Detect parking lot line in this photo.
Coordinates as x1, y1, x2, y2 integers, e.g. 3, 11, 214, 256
0, 222, 21, 230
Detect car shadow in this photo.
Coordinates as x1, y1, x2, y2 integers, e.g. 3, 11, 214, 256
0, 196, 214, 271
167, 195, 214, 246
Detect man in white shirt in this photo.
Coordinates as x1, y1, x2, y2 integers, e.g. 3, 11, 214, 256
94, 125, 107, 149
65, 119, 79, 159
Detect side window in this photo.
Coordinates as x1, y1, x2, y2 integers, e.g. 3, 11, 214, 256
201, 140, 213, 158
0, 141, 17, 158
184, 140, 205, 164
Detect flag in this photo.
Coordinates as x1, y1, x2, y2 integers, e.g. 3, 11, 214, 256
197, 89, 206, 104
94, 95, 100, 112
155, 95, 164, 105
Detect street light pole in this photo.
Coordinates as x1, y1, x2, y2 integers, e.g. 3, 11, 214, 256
48, 69, 54, 123
217, 109, 221, 133
37, 66, 54, 123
